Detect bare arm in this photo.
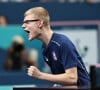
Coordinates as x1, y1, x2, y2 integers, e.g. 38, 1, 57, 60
28, 66, 77, 86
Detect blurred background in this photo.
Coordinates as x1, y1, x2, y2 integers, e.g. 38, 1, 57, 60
0, 0, 100, 89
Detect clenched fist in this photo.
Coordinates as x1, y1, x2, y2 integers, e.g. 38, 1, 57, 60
28, 66, 42, 79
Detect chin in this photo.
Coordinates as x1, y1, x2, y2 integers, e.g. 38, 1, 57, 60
28, 37, 35, 41
28, 38, 32, 41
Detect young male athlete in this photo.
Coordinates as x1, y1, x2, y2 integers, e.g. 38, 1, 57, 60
22, 6, 90, 87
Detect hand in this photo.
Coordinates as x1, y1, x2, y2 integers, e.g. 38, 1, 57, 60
27, 66, 41, 79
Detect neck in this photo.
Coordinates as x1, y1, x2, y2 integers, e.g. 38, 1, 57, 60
38, 28, 53, 47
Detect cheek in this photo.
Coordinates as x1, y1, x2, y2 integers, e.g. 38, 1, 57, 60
29, 24, 39, 34
29, 24, 36, 30
31, 27, 38, 35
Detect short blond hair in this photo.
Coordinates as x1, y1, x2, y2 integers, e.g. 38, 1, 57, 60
24, 7, 50, 26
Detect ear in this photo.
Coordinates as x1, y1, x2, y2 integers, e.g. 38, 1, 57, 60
38, 20, 44, 28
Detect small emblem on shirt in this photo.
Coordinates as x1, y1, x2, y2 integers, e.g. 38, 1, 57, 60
45, 57, 48, 61
52, 51, 57, 61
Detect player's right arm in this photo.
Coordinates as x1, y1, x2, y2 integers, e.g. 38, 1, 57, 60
28, 66, 77, 86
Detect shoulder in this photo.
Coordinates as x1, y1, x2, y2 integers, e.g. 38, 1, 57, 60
53, 33, 73, 46
53, 33, 76, 52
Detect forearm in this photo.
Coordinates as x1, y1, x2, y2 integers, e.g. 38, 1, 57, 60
28, 66, 77, 86
38, 72, 77, 85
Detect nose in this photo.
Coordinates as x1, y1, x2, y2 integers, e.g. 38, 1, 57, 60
22, 23, 25, 29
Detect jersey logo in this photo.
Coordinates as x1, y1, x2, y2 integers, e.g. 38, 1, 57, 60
52, 51, 57, 61
45, 57, 49, 62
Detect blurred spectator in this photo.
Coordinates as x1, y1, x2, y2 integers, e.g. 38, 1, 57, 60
0, 15, 7, 26
4, 35, 38, 71
10, 0, 29, 2
86, 0, 100, 3
0, 0, 39, 2
67, 0, 84, 3
39, 0, 54, 2
39, 0, 66, 3
67, 0, 100, 3
0, 0, 23, 2
0, 0, 100, 3
27, 48, 38, 67
0, 0, 8, 2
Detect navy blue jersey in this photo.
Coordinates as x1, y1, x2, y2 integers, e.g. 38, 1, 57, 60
42, 33, 90, 86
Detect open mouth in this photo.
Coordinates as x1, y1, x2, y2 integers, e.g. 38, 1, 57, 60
24, 30, 30, 33
24, 30, 30, 38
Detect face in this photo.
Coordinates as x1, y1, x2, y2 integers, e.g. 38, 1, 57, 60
22, 14, 41, 41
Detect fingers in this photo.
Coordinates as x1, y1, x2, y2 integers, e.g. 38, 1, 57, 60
27, 66, 35, 77
27, 66, 41, 79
